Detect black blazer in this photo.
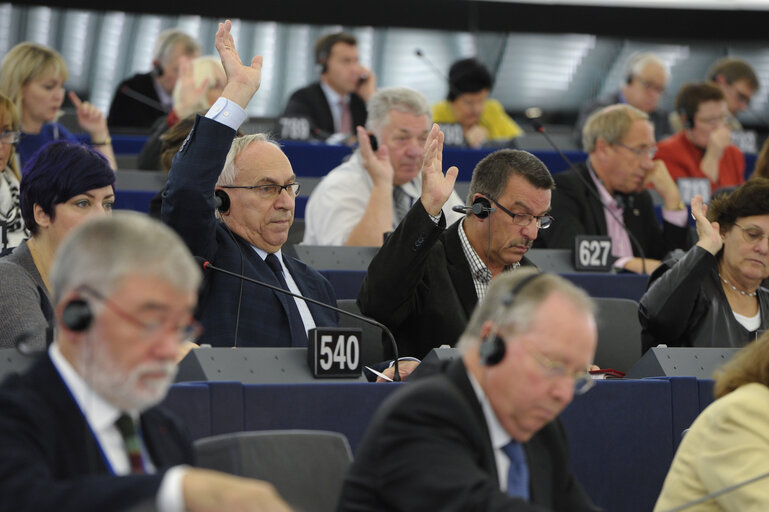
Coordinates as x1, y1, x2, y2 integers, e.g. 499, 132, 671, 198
358, 201, 535, 359
534, 162, 689, 260
162, 115, 338, 348
337, 358, 600, 512
282, 82, 367, 137
0, 354, 194, 512
108, 72, 167, 131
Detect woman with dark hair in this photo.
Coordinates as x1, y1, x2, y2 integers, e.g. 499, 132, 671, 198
654, 333, 769, 510
640, 179, 769, 352
0, 140, 115, 350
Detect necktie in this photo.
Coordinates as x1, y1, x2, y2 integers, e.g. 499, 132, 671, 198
264, 253, 308, 346
502, 441, 529, 500
339, 99, 352, 135
115, 413, 145, 474
393, 187, 411, 226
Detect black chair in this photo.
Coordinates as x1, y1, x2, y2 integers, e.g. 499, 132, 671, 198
336, 299, 385, 366
195, 430, 352, 512
593, 297, 642, 372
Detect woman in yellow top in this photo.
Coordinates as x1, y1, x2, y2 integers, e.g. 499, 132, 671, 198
432, 58, 522, 148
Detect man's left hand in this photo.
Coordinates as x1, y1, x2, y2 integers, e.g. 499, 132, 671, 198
376, 359, 421, 382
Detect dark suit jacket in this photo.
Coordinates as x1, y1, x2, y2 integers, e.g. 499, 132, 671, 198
337, 358, 600, 512
534, 162, 689, 260
283, 82, 367, 138
108, 72, 167, 131
358, 201, 535, 359
0, 354, 193, 512
162, 115, 338, 348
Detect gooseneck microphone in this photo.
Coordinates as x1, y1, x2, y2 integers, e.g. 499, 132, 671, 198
119, 86, 168, 114
195, 257, 402, 381
527, 110, 648, 275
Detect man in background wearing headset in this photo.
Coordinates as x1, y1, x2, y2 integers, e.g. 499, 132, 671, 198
303, 86, 464, 246
0, 211, 291, 512
282, 31, 375, 141
358, 136, 553, 362
108, 29, 201, 130
339, 270, 601, 511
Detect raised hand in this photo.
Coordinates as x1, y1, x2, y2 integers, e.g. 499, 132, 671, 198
69, 91, 109, 140
174, 56, 209, 118
420, 123, 458, 216
215, 20, 263, 110
692, 195, 722, 255
356, 125, 393, 187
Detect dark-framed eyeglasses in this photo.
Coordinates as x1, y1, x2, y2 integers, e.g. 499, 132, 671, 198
734, 223, 769, 245
0, 130, 21, 145
78, 284, 203, 341
220, 182, 301, 200
615, 142, 657, 159
487, 197, 553, 229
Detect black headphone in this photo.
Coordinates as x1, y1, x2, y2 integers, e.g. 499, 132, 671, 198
61, 299, 94, 332
679, 108, 694, 129
451, 196, 495, 219
215, 189, 231, 213
480, 272, 542, 366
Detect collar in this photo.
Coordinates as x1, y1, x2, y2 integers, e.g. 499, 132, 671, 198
49, 342, 126, 433
467, 367, 511, 450
319, 80, 349, 108
586, 159, 620, 209
459, 218, 492, 283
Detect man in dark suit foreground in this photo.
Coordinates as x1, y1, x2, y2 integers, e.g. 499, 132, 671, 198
0, 208, 291, 511
162, 21, 337, 348
338, 269, 601, 511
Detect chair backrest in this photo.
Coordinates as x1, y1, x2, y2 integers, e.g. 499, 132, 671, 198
337, 299, 385, 366
294, 245, 379, 271
525, 248, 577, 273
194, 429, 353, 512
593, 297, 642, 372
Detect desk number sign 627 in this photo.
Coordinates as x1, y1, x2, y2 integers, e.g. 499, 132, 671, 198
574, 236, 613, 272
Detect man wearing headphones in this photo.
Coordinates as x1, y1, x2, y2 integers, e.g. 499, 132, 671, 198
339, 270, 601, 511
537, 104, 689, 275
656, 82, 745, 194
303, 86, 464, 246
573, 52, 670, 149
282, 32, 374, 140
0, 212, 291, 512
162, 21, 337, 349
358, 135, 552, 361
108, 29, 201, 130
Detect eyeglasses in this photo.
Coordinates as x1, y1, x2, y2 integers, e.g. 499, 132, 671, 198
0, 130, 20, 145
615, 142, 657, 159
487, 197, 553, 230
695, 115, 728, 127
220, 182, 301, 200
78, 285, 203, 341
734, 223, 769, 245
637, 78, 665, 95
522, 339, 594, 395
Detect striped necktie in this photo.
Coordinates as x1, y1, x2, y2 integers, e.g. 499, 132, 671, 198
115, 413, 145, 474
393, 186, 411, 226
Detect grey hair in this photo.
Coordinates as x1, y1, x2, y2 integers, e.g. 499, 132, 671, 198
51, 211, 202, 305
457, 269, 595, 353
622, 52, 670, 87
582, 103, 649, 154
465, 149, 554, 206
153, 29, 200, 64
216, 133, 280, 187
365, 87, 431, 138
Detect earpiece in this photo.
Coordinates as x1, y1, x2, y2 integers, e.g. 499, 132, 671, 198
480, 272, 542, 366
61, 299, 93, 332
470, 196, 494, 219
679, 109, 693, 129
153, 62, 164, 77
215, 189, 231, 213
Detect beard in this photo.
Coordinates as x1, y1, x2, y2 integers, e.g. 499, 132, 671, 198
77, 337, 177, 413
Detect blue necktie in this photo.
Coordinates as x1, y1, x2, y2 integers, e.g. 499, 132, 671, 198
264, 253, 307, 346
502, 441, 529, 500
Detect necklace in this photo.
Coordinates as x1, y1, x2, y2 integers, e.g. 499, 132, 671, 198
719, 273, 757, 297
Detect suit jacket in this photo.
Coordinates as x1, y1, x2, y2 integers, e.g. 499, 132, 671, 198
337, 358, 600, 512
534, 162, 689, 260
358, 201, 535, 359
282, 82, 367, 138
162, 115, 338, 348
0, 353, 194, 512
108, 72, 167, 131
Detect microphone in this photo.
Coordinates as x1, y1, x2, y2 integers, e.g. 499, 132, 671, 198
195, 257, 402, 381
526, 109, 648, 274
414, 48, 465, 101
661, 467, 769, 512
118, 86, 168, 114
